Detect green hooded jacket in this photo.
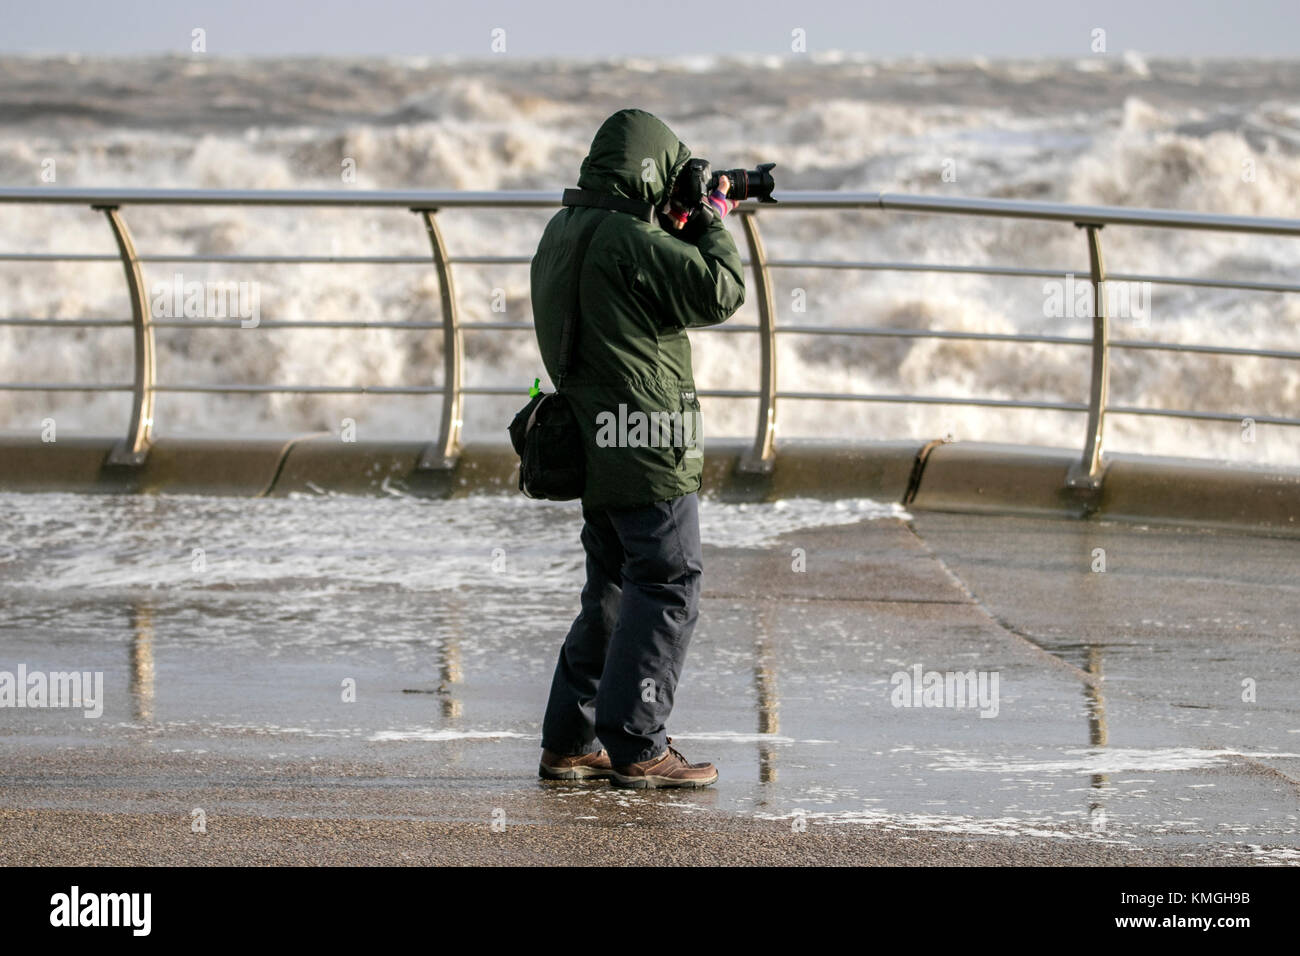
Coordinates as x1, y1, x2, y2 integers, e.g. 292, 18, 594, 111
529, 109, 746, 510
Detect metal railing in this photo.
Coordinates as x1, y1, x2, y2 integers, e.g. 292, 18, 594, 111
2, 186, 1299, 486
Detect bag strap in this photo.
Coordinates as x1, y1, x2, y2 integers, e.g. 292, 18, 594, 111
561, 188, 655, 222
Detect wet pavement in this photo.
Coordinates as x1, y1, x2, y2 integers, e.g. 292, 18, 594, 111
0, 492, 1296, 865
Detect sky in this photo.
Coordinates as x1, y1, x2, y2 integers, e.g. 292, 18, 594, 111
3, 0, 1300, 58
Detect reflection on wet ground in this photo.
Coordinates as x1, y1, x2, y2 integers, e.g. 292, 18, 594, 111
0, 493, 1296, 863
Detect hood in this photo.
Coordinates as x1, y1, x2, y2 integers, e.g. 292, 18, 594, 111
576, 108, 692, 208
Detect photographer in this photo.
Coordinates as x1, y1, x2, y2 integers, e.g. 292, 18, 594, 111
530, 108, 746, 788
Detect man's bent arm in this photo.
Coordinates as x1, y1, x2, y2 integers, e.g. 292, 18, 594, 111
642, 215, 746, 330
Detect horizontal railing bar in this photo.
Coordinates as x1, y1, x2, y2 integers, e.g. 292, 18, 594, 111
458, 321, 534, 332
140, 320, 532, 331
764, 259, 1075, 279
774, 325, 1090, 346
872, 193, 1300, 236
455, 387, 762, 399
448, 256, 534, 265
459, 386, 532, 396
3, 188, 1300, 236
766, 327, 1300, 359
7, 315, 1293, 362
774, 391, 1300, 425
150, 384, 443, 394
0, 188, 563, 209
0, 383, 131, 391
773, 390, 1300, 426
8, 380, 1286, 428
4, 249, 1294, 300
4, 249, 1290, 297
695, 388, 760, 399
9, 317, 1293, 363
1111, 339, 1300, 361
769, 390, 1300, 429
0, 318, 749, 333
0, 318, 132, 327
1106, 271, 1300, 295
139, 254, 533, 265
766, 259, 1300, 294
0, 252, 531, 266
130, 384, 767, 399
150, 319, 444, 330
140, 254, 434, 265
7, 250, 1290, 299
149, 320, 539, 331
0, 253, 119, 262
0, 316, 762, 333
775, 391, 1087, 411
1106, 405, 1300, 426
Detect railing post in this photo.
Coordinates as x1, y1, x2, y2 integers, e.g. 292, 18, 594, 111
1067, 223, 1109, 490
737, 209, 777, 473
96, 205, 155, 465
414, 208, 463, 470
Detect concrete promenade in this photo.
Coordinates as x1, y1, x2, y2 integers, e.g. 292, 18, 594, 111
1, 498, 1296, 865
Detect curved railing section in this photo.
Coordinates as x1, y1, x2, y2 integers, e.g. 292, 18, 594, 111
1, 186, 1299, 486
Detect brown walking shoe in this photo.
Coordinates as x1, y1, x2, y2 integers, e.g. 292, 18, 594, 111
610, 739, 718, 789
538, 748, 613, 781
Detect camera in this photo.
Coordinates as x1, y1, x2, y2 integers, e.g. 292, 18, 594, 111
660, 158, 777, 240
670, 158, 777, 209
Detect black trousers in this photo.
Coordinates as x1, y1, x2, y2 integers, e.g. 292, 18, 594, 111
541, 492, 703, 767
